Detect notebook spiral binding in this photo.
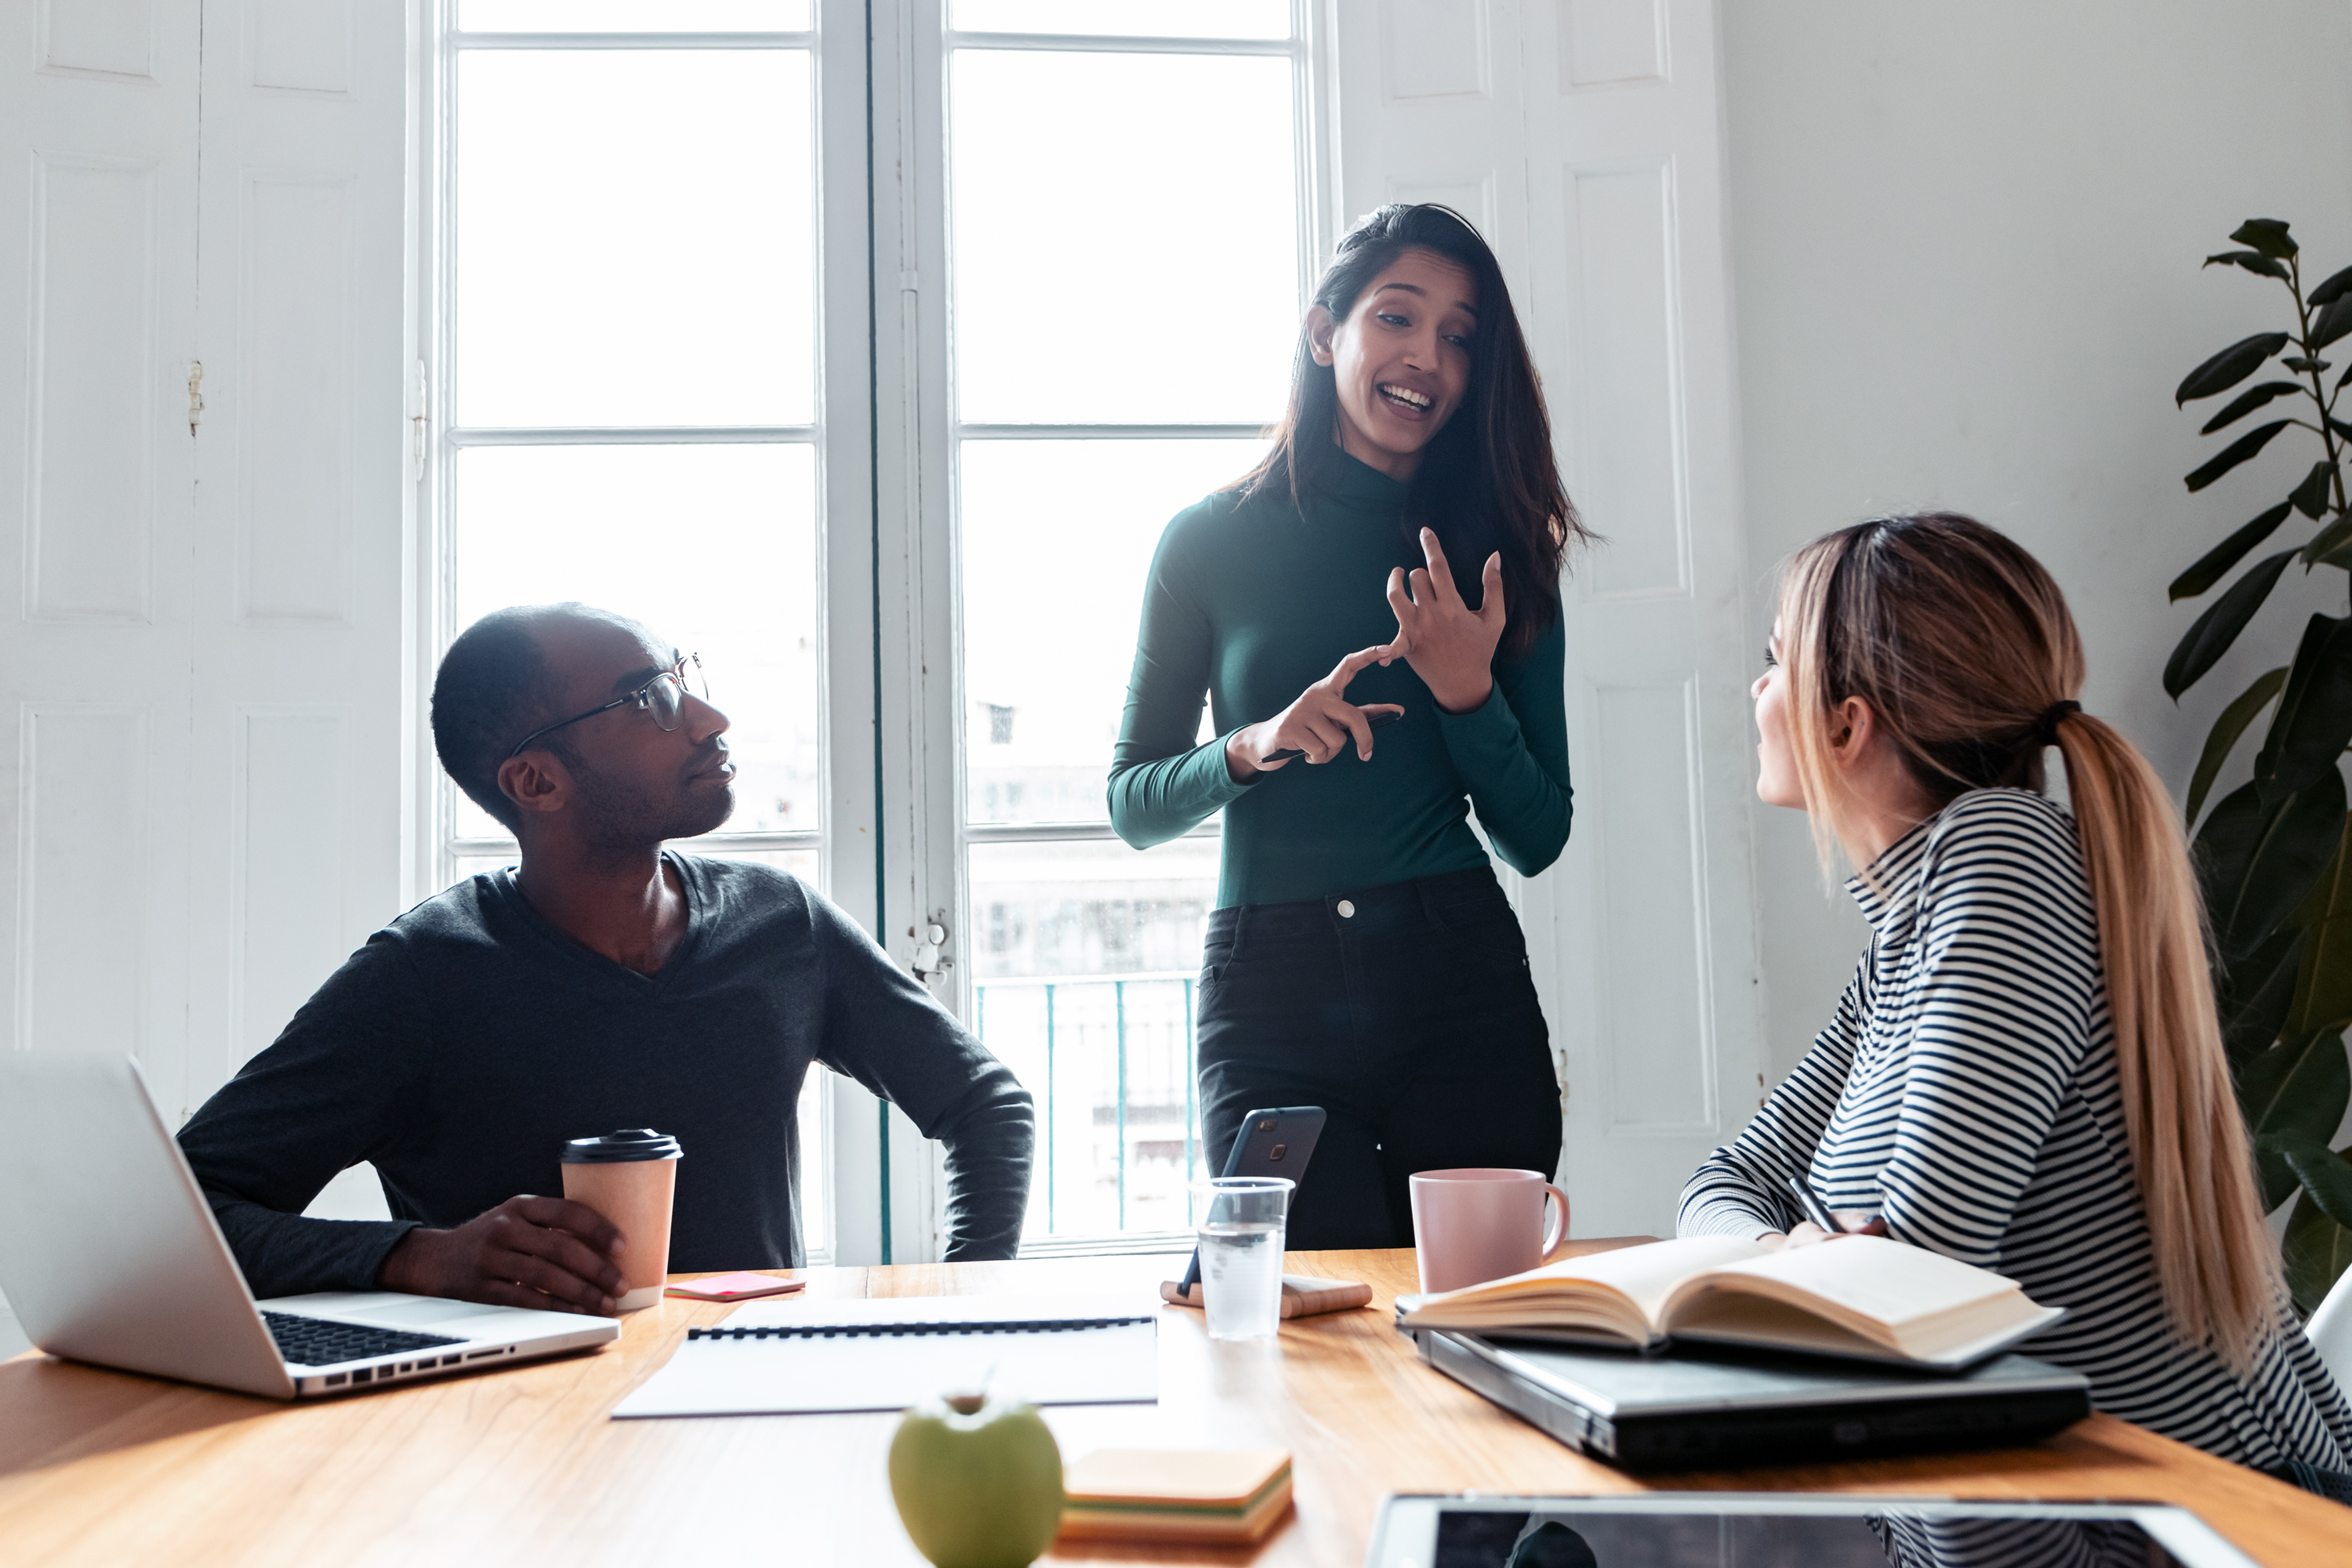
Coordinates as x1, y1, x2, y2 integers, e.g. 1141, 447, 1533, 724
687, 1316, 1157, 1341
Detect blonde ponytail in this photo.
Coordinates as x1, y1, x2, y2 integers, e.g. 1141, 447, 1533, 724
2056, 713, 2280, 1369
1780, 514, 2282, 1370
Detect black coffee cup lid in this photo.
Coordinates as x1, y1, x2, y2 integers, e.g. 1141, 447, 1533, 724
561, 1127, 683, 1163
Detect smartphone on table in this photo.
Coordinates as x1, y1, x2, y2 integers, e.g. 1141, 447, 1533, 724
1178, 1105, 1327, 1294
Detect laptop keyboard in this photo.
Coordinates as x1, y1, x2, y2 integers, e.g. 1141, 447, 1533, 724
262, 1310, 466, 1367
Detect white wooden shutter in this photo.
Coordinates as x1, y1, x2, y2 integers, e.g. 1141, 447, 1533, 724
0, 0, 410, 1127
183, 0, 412, 1111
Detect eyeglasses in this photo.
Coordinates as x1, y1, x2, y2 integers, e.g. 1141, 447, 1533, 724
505, 653, 706, 760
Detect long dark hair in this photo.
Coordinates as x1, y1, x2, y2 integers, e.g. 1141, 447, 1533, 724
1231, 203, 1588, 658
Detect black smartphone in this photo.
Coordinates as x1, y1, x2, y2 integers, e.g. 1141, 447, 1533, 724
1261, 709, 1402, 764
1178, 1105, 1327, 1292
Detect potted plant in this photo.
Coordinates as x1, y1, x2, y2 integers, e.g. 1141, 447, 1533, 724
2166, 218, 2352, 1314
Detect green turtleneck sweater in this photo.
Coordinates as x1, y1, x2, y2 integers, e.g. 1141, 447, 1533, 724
1108, 452, 1572, 908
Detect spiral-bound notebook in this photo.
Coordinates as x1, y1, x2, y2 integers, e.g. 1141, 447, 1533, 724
611, 1295, 1160, 1418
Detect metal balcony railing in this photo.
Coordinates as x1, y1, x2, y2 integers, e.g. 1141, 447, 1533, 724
974, 971, 1209, 1243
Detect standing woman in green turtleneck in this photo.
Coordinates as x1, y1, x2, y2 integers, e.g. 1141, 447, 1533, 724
1109, 204, 1589, 1249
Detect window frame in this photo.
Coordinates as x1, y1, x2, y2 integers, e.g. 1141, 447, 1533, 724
412, 0, 884, 1265
419, 5, 831, 891
410, 0, 1340, 1263
877, 1, 1340, 1250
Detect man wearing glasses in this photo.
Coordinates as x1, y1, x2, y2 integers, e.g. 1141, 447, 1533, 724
176, 604, 1034, 1313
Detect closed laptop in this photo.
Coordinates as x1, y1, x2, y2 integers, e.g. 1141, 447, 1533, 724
1406, 1323, 2091, 1471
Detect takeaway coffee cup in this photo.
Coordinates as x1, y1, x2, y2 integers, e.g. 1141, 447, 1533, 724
559, 1128, 683, 1312
1408, 1167, 1572, 1295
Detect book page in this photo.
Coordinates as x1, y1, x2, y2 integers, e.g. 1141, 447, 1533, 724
1406, 1235, 1764, 1337
1658, 1236, 2051, 1361
1693, 1236, 2017, 1328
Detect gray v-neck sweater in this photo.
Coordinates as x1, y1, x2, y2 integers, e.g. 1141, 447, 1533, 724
178, 855, 1034, 1297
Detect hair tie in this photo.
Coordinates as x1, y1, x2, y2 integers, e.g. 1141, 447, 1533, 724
2032, 699, 2082, 748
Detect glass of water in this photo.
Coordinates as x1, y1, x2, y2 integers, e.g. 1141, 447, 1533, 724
1190, 1176, 1293, 1341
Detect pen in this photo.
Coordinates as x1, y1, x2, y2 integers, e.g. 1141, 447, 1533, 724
1784, 1171, 1846, 1235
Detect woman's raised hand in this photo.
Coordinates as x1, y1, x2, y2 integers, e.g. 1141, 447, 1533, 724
1225, 645, 1405, 782
1385, 528, 1505, 713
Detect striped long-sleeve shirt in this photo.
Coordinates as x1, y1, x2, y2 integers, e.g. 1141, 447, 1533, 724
1679, 788, 2352, 1473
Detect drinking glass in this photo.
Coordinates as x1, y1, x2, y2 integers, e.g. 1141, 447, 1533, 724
1190, 1177, 1292, 1341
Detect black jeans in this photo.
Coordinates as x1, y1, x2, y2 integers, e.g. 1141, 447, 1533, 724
1194, 865, 1561, 1250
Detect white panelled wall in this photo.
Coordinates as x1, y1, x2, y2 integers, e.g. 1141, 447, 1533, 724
1338, 0, 1765, 1240
0, 0, 408, 1130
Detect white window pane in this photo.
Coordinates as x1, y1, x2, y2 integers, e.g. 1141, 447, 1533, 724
961, 439, 1264, 825
449, 445, 822, 840
952, 1, 1287, 39
462, 0, 811, 30
455, 51, 814, 427
449, 853, 519, 885
949, 52, 1298, 423
969, 834, 1217, 1237
449, 844, 816, 887
797, 1062, 830, 1260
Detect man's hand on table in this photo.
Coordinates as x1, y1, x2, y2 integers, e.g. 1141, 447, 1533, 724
376, 1194, 626, 1316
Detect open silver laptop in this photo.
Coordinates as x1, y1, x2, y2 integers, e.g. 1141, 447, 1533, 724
0, 1053, 617, 1398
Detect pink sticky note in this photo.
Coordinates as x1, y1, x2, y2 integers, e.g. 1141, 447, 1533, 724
664, 1272, 808, 1302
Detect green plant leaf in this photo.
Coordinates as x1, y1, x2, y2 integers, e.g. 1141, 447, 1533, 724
2307, 510, 2352, 568
2165, 550, 2295, 696
2204, 249, 2292, 281
2329, 417, 2352, 442
2284, 357, 2333, 376
2310, 263, 2352, 307
2172, 504, 2294, 601
2185, 420, 2293, 492
2291, 461, 2337, 519
2176, 334, 2292, 405
2234, 1028, 2350, 1208
2232, 218, 2299, 260
2221, 924, 2303, 1062
2197, 771, 2348, 957
2259, 1131, 2352, 1228
2251, 612, 2352, 800
2198, 381, 2304, 436
2285, 818, 2352, 1040
2314, 297, 2352, 351
2186, 665, 2288, 822
2282, 1185, 2352, 1314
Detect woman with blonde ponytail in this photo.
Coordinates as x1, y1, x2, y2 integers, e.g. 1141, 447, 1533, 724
1679, 513, 2351, 1486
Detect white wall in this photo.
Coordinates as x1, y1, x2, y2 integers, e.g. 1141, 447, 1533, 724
1721, 1, 2352, 1080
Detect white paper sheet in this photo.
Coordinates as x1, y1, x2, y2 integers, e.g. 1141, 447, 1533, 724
610, 1299, 1160, 1418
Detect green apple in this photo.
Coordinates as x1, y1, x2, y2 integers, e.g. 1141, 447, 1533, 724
887, 1389, 1065, 1568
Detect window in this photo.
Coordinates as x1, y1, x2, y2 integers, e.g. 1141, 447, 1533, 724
943, 2, 1315, 1243
427, 0, 834, 1255
423, 0, 1327, 1258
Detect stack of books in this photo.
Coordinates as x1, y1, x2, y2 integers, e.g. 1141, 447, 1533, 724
1056, 1448, 1294, 1544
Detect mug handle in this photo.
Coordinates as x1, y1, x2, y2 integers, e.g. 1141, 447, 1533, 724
1537, 1183, 1573, 1263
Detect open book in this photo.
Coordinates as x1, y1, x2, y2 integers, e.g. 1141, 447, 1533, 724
1398, 1235, 2064, 1370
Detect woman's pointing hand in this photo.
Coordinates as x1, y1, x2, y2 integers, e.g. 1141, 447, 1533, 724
1225, 645, 1405, 781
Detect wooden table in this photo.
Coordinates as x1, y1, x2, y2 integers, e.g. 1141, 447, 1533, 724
2, 1247, 2343, 1566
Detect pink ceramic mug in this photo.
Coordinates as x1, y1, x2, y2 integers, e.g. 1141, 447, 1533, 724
1408, 1167, 1573, 1294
